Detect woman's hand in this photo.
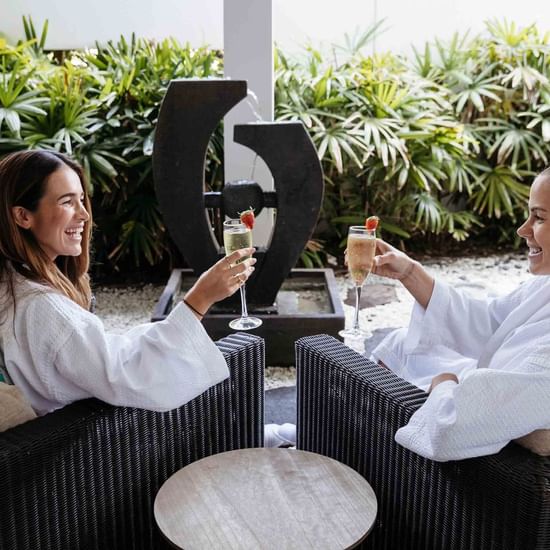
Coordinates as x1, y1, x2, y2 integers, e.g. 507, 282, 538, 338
428, 372, 459, 393
372, 239, 417, 280
372, 239, 435, 309
183, 248, 256, 317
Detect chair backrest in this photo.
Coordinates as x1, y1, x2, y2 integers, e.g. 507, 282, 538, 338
296, 334, 550, 550
0, 333, 264, 550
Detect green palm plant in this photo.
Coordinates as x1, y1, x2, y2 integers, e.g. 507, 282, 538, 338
478, 116, 548, 170
0, 59, 47, 138
21, 15, 49, 56
486, 19, 536, 48
518, 101, 550, 142
1, 17, 226, 272
4, 16, 550, 271
472, 164, 530, 220
81, 34, 224, 269
331, 21, 387, 63
403, 20, 550, 248
449, 62, 503, 118
275, 32, 483, 255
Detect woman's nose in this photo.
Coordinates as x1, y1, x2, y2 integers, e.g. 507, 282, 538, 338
78, 202, 90, 222
517, 220, 531, 238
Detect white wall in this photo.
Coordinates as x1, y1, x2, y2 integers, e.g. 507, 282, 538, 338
2, 0, 550, 54
0, 0, 224, 49
272, 0, 550, 56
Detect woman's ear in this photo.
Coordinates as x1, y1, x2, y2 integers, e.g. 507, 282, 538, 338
12, 206, 33, 229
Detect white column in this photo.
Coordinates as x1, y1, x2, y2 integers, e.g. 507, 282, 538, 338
223, 0, 274, 246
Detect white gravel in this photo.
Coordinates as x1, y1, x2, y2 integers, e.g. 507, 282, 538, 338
94, 252, 532, 389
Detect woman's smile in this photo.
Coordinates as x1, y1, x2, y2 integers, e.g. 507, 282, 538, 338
64, 226, 84, 241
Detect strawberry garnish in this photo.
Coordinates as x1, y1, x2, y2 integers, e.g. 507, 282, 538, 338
239, 207, 255, 230
365, 216, 379, 231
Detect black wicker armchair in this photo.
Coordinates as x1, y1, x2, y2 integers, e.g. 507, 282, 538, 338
0, 333, 264, 550
296, 334, 550, 550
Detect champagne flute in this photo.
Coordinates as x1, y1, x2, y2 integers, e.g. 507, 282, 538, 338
339, 225, 376, 339
223, 219, 262, 330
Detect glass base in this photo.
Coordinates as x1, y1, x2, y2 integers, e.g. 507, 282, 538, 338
229, 316, 263, 331
338, 327, 371, 339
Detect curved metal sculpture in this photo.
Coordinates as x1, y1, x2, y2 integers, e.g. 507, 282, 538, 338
153, 79, 323, 307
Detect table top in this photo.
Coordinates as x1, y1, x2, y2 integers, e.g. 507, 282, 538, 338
154, 448, 377, 550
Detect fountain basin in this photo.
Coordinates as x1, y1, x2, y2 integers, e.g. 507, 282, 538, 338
152, 268, 345, 365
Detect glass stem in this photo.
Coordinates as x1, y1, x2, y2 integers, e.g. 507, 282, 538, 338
352, 285, 361, 331
239, 284, 249, 319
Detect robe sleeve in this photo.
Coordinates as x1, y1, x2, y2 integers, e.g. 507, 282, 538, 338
27, 294, 229, 412
394, 364, 550, 461
404, 279, 525, 359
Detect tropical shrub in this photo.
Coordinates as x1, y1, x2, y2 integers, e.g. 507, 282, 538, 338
1, 18, 550, 273
0, 18, 223, 275
275, 19, 550, 259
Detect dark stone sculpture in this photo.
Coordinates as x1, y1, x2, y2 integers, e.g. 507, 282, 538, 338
153, 80, 246, 273
153, 79, 323, 307
152, 79, 345, 363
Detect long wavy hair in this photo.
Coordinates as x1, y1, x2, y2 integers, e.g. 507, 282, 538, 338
0, 150, 92, 313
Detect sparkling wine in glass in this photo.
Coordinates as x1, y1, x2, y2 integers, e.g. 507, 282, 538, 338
223, 219, 262, 330
339, 225, 376, 339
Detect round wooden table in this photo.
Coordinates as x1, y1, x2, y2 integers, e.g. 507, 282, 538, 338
154, 448, 377, 549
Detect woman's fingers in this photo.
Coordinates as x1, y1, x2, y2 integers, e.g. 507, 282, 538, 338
187, 249, 258, 309
225, 247, 255, 268
231, 258, 255, 275
222, 250, 256, 284
224, 256, 255, 290
235, 261, 255, 281
373, 240, 394, 269
375, 238, 392, 254
373, 251, 394, 268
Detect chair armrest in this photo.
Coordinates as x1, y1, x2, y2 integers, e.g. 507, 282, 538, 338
296, 334, 426, 451
296, 334, 550, 550
0, 332, 264, 550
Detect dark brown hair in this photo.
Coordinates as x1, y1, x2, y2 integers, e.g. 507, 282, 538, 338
0, 150, 92, 311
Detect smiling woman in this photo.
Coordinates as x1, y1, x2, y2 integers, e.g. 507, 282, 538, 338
0, 150, 93, 309
364, 166, 550, 461
12, 167, 90, 261
0, 150, 257, 416
517, 168, 550, 274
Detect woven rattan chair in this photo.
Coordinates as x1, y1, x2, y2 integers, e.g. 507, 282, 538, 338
0, 332, 264, 550
296, 334, 550, 550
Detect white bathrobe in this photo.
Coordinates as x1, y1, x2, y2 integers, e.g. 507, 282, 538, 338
0, 274, 229, 416
372, 275, 550, 461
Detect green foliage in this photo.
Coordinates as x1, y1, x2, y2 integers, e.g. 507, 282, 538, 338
2, 17, 550, 272
0, 18, 223, 272
276, 18, 550, 257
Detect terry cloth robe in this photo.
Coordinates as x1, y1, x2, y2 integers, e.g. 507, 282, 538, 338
372, 275, 550, 462
0, 275, 229, 416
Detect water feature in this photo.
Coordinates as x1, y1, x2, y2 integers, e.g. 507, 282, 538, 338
152, 79, 344, 364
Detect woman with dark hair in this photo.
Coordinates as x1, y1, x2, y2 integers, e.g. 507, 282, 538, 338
0, 149, 256, 415
0, 150, 93, 310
